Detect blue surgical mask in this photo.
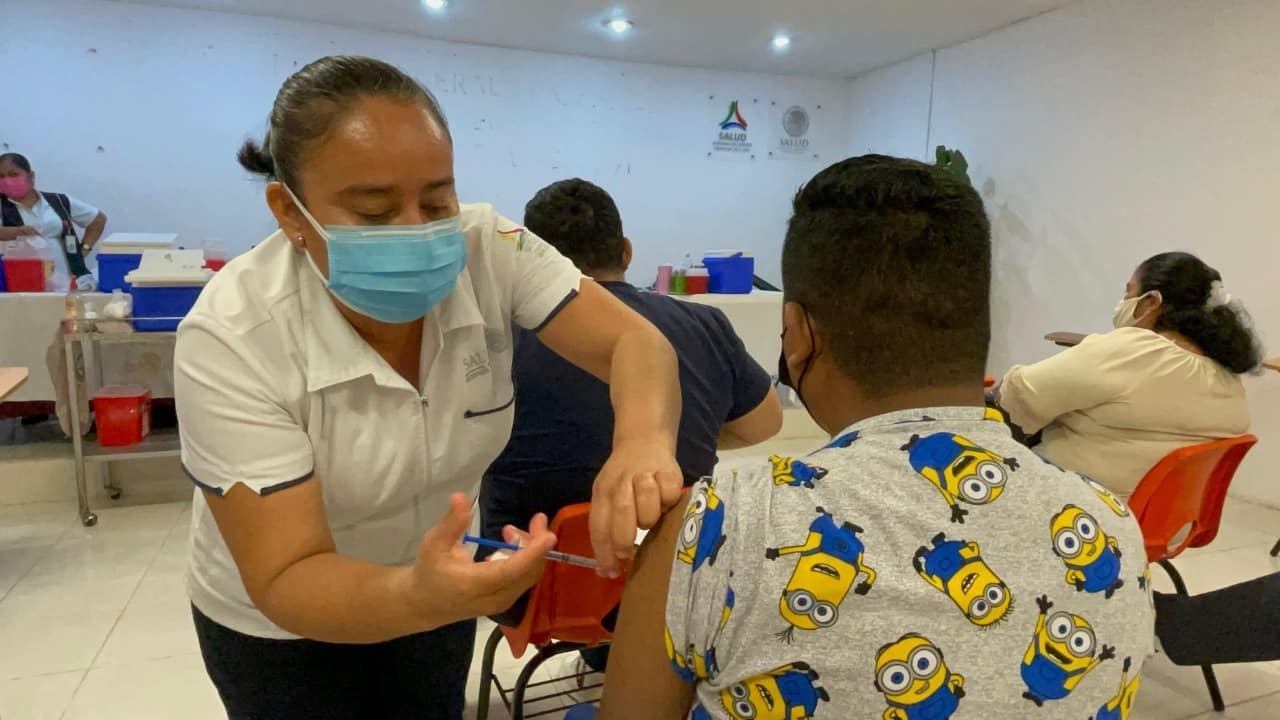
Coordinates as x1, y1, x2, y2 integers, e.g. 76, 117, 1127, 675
286, 186, 467, 323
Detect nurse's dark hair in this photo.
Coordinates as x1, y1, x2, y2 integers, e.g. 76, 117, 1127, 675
523, 179, 625, 273
237, 55, 449, 192
782, 154, 991, 397
1136, 252, 1262, 373
0, 153, 32, 173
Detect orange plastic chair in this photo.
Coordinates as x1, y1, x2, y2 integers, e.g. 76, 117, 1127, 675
476, 503, 628, 720
1126, 434, 1258, 712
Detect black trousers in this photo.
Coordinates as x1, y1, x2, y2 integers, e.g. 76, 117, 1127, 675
193, 605, 476, 720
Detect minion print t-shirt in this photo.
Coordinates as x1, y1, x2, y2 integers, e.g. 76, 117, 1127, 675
666, 407, 1154, 720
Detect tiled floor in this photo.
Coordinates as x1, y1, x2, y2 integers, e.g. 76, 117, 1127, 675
1, 498, 1277, 719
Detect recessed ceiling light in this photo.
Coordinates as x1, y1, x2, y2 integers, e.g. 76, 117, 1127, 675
605, 17, 634, 35
422, 0, 447, 11
772, 33, 792, 50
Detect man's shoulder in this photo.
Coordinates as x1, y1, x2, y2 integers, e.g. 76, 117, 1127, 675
630, 293, 734, 349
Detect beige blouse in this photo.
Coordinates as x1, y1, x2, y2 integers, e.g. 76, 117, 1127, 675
999, 327, 1249, 495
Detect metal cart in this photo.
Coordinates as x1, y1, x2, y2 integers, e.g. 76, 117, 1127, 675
63, 324, 181, 526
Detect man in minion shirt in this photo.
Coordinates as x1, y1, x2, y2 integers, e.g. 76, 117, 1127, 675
596, 155, 1154, 720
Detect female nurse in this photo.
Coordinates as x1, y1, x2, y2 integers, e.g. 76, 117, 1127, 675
174, 55, 683, 719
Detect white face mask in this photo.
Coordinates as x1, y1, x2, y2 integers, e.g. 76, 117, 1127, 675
1112, 291, 1160, 329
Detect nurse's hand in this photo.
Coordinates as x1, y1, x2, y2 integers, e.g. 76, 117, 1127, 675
405, 493, 556, 626
590, 437, 683, 578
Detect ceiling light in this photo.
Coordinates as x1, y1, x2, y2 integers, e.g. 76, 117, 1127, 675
422, 0, 447, 11
772, 34, 792, 50
605, 17, 634, 35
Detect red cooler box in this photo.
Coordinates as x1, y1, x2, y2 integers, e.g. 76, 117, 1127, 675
93, 385, 152, 446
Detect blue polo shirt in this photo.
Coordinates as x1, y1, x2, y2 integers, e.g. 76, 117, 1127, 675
480, 281, 772, 538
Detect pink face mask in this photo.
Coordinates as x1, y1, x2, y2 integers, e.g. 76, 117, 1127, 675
0, 176, 32, 198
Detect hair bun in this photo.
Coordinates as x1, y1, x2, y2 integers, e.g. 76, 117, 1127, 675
236, 138, 276, 177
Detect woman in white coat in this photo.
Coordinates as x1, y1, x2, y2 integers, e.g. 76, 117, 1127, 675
175, 55, 683, 719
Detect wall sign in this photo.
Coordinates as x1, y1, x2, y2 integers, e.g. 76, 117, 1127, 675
771, 104, 814, 160
711, 100, 753, 157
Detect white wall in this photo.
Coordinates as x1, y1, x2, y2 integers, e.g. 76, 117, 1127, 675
847, 0, 1280, 506
2, 0, 850, 284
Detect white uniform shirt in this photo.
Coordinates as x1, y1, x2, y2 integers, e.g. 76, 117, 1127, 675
175, 203, 584, 638
8, 193, 100, 276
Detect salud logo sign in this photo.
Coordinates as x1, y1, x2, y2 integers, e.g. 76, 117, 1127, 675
712, 100, 752, 156
776, 105, 811, 156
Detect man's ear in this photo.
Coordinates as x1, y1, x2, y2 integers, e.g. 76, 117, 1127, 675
781, 301, 815, 365
621, 237, 633, 273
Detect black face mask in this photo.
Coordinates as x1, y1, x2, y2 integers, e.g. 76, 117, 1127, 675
777, 313, 814, 407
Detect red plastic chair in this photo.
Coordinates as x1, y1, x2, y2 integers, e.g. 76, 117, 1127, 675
1127, 434, 1258, 712
476, 503, 628, 720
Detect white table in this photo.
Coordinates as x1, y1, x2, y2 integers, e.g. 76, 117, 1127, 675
0, 293, 175, 403
677, 291, 783, 374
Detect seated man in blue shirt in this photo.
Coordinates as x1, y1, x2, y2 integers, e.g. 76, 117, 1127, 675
480, 179, 782, 654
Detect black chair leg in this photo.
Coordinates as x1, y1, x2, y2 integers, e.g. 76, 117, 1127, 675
1201, 664, 1226, 713
511, 647, 553, 720
475, 624, 505, 720
1158, 559, 1226, 713
1158, 559, 1190, 595
1271, 538, 1279, 557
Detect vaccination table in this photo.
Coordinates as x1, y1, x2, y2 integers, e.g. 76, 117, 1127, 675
0, 292, 175, 404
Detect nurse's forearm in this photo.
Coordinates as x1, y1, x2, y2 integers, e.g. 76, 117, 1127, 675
81, 212, 107, 250
608, 326, 680, 445
259, 554, 434, 644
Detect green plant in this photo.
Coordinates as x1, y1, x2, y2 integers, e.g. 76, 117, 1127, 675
935, 145, 971, 185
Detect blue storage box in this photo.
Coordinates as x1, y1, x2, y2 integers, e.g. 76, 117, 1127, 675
98, 252, 142, 292
130, 284, 203, 331
124, 248, 211, 331
96, 234, 179, 293
702, 252, 755, 294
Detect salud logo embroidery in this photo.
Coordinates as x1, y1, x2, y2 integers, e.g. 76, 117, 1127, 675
464, 351, 491, 382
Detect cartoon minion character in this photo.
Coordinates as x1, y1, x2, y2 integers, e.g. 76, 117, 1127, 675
719, 662, 830, 720
912, 533, 1012, 627
765, 507, 876, 642
1091, 657, 1141, 720
677, 481, 727, 572
1050, 505, 1125, 598
1021, 595, 1116, 706
902, 433, 1018, 523
1080, 475, 1132, 518
665, 626, 695, 683
825, 430, 859, 449
770, 456, 829, 489
690, 586, 736, 681
874, 634, 965, 720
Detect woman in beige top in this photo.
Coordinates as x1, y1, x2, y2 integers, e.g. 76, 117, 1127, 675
997, 252, 1261, 495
